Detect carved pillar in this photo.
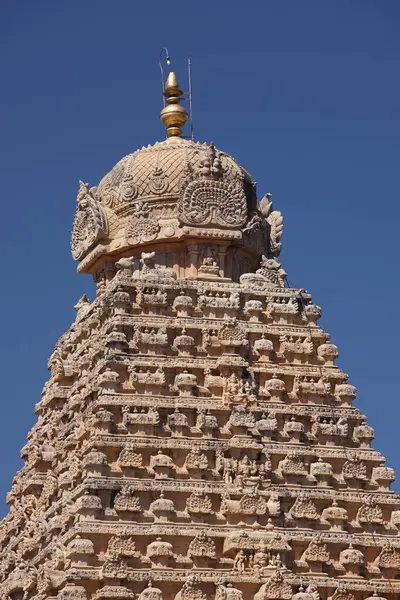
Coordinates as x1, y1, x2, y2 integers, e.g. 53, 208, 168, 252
187, 242, 199, 278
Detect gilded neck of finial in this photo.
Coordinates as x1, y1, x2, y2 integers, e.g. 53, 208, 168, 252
160, 71, 188, 138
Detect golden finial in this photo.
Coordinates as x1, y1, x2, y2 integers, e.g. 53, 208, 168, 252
160, 71, 188, 138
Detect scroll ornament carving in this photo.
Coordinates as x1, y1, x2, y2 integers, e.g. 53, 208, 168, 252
302, 536, 330, 563
175, 574, 206, 600
71, 181, 108, 261
221, 491, 267, 516
179, 177, 248, 227
218, 318, 248, 347
225, 404, 256, 431
66, 534, 94, 558
254, 571, 292, 600
185, 448, 209, 471
102, 553, 129, 579
100, 160, 138, 210
187, 530, 216, 558
185, 491, 213, 514
117, 444, 143, 468
279, 452, 308, 477
107, 533, 136, 557
138, 582, 163, 600
329, 585, 356, 600
342, 456, 367, 480
178, 145, 247, 228
289, 493, 319, 520
215, 582, 243, 600
356, 495, 383, 524
125, 201, 160, 246
375, 541, 400, 569
114, 486, 142, 512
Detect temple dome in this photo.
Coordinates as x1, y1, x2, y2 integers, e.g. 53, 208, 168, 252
70, 137, 266, 275
96, 137, 252, 212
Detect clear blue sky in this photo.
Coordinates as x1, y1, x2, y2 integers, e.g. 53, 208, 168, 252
1, 1, 399, 515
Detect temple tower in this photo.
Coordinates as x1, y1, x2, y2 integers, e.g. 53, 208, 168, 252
1, 70, 399, 600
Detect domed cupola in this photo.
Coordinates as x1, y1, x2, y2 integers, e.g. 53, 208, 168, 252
71, 70, 284, 286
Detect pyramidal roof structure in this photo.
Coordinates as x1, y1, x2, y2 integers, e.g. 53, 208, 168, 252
1, 70, 399, 600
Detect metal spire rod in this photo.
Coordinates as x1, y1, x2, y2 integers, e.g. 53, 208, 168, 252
188, 55, 194, 141
159, 47, 171, 108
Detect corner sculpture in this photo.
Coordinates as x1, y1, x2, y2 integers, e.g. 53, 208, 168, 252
1, 69, 399, 600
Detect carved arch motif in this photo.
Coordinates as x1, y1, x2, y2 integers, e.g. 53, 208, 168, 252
178, 179, 247, 228
71, 182, 108, 260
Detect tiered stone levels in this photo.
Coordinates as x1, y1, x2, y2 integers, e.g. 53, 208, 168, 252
1, 254, 399, 600
1, 80, 399, 600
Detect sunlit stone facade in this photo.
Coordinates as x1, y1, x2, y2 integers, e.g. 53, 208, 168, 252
1, 72, 399, 600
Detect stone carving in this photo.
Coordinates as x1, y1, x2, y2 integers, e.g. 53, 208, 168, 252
179, 177, 248, 228
114, 486, 142, 513
216, 582, 243, 600
138, 582, 163, 600
185, 447, 209, 472
71, 181, 108, 260
185, 491, 213, 514
356, 495, 383, 525
218, 318, 248, 348
117, 444, 143, 468
339, 543, 364, 576
149, 166, 169, 195
301, 535, 330, 564
256, 256, 286, 288
4, 106, 400, 600
342, 456, 367, 481
107, 533, 136, 557
187, 530, 216, 559
321, 499, 348, 530
329, 585, 356, 600
259, 193, 284, 258
221, 490, 267, 516
146, 537, 173, 567
102, 555, 129, 580
375, 541, 400, 570
292, 586, 320, 600
178, 145, 247, 228
175, 574, 206, 600
150, 450, 176, 478
254, 571, 292, 600
125, 201, 160, 245
288, 493, 319, 521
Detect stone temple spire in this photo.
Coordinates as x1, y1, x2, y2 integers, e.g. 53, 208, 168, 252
1, 73, 400, 600
160, 70, 188, 137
